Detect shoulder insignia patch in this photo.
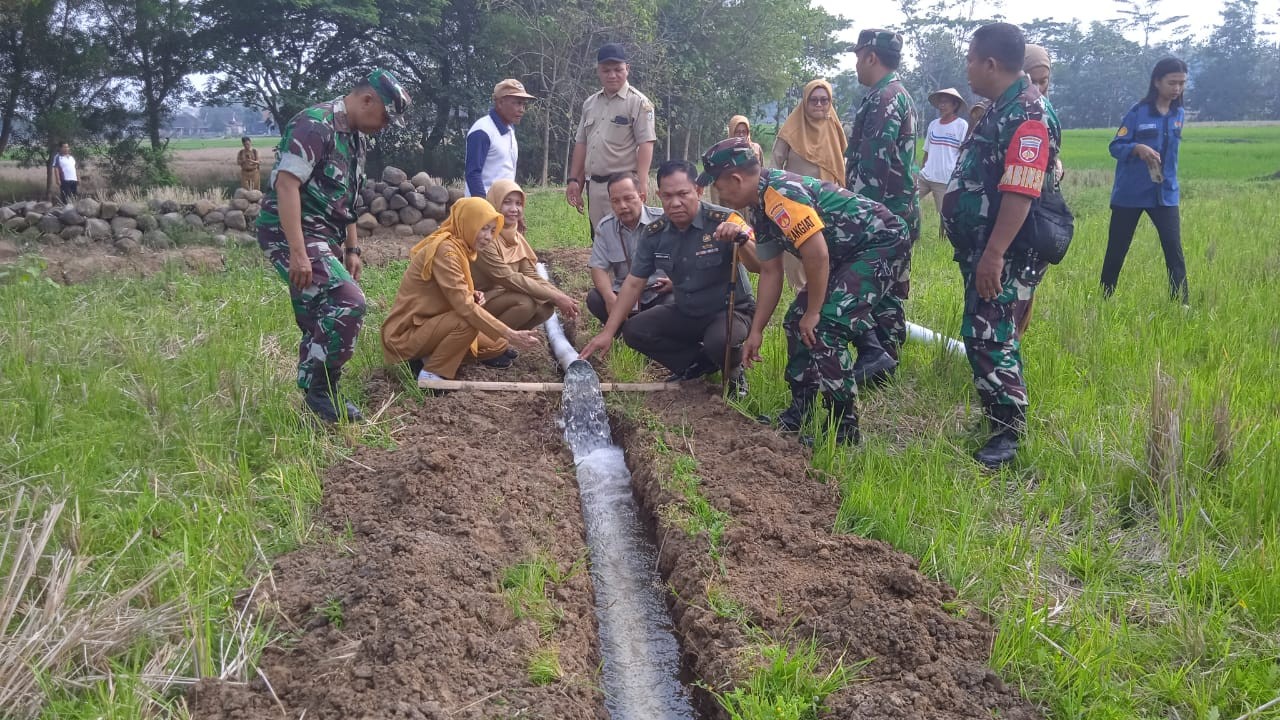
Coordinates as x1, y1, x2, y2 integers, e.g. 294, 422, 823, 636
705, 208, 728, 222
645, 217, 667, 235
1116, 126, 1129, 137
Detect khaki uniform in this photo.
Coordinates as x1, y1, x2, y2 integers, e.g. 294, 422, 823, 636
238, 147, 261, 190
471, 242, 558, 331
380, 245, 509, 379
575, 82, 657, 228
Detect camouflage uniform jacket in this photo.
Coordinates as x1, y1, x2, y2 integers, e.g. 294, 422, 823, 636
258, 99, 367, 252
942, 76, 1061, 261
750, 169, 907, 267
845, 71, 919, 237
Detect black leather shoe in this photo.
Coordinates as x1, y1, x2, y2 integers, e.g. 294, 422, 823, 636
664, 354, 717, 382
974, 405, 1024, 469
304, 386, 340, 423
852, 334, 899, 388
482, 354, 514, 369
773, 383, 816, 432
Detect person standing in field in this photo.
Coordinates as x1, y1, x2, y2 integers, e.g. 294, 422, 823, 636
52, 142, 78, 203
919, 88, 968, 237
700, 138, 910, 447
942, 22, 1061, 470
237, 136, 261, 191
464, 79, 536, 198
565, 44, 657, 236
1015, 43, 1062, 338
772, 79, 847, 289
1100, 57, 1190, 305
845, 28, 919, 383
257, 69, 410, 424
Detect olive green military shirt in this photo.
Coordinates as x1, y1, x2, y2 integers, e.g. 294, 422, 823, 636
629, 202, 755, 319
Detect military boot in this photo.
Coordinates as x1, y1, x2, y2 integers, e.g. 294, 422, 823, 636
974, 404, 1024, 469
305, 368, 363, 423
759, 381, 815, 432
827, 395, 861, 446
851, 332, 898, 388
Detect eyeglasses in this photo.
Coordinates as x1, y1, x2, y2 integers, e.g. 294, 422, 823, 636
808, 96, 831, 106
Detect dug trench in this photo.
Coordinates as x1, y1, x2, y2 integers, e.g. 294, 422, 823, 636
188, 251, 1040, 719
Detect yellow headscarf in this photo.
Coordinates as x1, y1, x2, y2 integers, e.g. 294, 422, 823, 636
728, 115, 752, 139
1023, 44, 1051, 74
485, 179, 539, 266
410, 197, 504, 290
777, 79, 847, 186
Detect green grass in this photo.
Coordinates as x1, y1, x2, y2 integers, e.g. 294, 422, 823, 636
711, 639, 863, 720
2, 124, 1278, 718
499, 553, 575, 638
527, 646, 564, 686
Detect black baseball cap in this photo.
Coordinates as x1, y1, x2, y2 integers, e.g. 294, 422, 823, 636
597, 43, 627, 63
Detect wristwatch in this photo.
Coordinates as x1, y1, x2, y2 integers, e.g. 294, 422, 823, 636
345, 246, 362, 256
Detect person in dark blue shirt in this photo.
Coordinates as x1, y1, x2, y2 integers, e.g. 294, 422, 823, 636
1101, 57, 1190, 304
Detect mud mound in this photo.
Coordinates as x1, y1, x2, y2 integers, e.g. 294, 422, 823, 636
623, 387, 1040, 720
190, 391, 604, 719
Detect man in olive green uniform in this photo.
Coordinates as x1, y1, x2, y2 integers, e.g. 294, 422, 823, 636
845, 29, 919, 383
566, 43, 658, 235
580, 160, 755, 397
942, 23, 1060, 469
257, 69, 410, 424
700, 138, 909, 446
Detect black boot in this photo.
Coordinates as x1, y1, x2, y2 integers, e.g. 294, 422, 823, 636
726, 365, 749, 400
664, 353, 717, 382
827, 395, 861, 446
852, 333, 898, 388
974, 404, 1024, 469
305, 368, 363, 423
762, 382, 815, 433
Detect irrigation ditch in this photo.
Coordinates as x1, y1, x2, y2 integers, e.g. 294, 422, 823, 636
189, 251, 1040, 719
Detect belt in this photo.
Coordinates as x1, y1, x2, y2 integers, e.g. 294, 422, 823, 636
589, 174, 613, 184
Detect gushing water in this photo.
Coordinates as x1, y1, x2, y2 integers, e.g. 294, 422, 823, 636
562, 360, 695, 719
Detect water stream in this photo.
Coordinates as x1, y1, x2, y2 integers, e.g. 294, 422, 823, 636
538, 263, 694, 719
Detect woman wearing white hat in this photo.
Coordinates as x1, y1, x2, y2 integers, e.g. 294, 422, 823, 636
918, 87, 968, 238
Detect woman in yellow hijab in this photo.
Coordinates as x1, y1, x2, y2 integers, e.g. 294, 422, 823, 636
728, 115, 764, 164
472, 180, 579, 355
771, 79, 847, 186
381, 197, 541, 383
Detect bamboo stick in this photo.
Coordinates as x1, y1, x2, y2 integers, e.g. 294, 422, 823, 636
417, 379, 684, 393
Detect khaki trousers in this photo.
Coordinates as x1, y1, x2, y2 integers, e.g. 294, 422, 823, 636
401, 312, 508, 378
484, 288, 554, 331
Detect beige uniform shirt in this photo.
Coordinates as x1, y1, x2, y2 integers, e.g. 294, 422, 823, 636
575, 82, 657, 178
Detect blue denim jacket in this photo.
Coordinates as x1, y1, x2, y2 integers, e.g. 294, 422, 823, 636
1109, 102, 1183, 208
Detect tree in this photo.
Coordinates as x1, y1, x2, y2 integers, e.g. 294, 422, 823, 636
98, 0, 209, 150
1112, 0, 1188, 48
1194, 0, 1261, 120
200, 0, 382, 129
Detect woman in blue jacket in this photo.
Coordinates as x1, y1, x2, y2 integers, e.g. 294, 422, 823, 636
1101, 57, 1190, 304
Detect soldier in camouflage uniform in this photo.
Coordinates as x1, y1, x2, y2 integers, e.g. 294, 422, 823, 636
942, 23, 1060, 469
845, 29, 920, 384
258, 69, 411, 423
700, 138, 909, 446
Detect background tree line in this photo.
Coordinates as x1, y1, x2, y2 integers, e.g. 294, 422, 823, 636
2, 0, 1278, 191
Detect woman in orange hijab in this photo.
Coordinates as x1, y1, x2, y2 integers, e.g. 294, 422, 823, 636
771, 79, 846, 186
472, 180, 579, 361
381, 197, 541, 383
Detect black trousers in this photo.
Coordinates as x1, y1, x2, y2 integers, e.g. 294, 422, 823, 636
620, 302, 752, 375
60, 180, 78, 204
1101, 205, 1188, 303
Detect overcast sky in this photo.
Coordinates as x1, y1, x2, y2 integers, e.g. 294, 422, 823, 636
815, 0, 1280, 68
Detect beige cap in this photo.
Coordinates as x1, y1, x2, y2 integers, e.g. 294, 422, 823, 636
929, 87, 967, 111
494, 78, 536, 101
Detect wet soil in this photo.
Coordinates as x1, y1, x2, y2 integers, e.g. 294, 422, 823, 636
621, 386, 1041, 720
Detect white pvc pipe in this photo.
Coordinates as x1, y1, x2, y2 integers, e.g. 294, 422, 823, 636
906, 320, 966, 356
535, 262, 580, 369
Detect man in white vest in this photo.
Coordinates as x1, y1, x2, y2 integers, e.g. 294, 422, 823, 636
465, 78, 535, 197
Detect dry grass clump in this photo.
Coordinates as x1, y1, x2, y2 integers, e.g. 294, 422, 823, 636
0, 489, 180, 719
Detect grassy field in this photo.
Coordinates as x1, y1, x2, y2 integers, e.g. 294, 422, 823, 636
2, 126, 1279, 718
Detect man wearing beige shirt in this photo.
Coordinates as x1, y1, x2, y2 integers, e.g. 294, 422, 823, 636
565, 43, 657, 234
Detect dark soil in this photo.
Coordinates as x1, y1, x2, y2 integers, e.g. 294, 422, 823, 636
621, 386, 1041, 720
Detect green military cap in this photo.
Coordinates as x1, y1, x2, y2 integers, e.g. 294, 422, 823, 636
696, 137, 758, 187
367, 68, 411, 125
853, 28, 904, 55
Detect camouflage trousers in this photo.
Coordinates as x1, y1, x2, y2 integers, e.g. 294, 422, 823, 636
260, 232, 366, 391
784, 249, 896, 403
958, 252, 1049, 409
868, 226, 918, 360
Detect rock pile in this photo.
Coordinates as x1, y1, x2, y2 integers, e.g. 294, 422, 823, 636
0, 166, 461, 254
353, 167, 464, 240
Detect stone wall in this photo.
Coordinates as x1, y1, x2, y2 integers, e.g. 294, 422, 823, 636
0, 165, 462, 255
